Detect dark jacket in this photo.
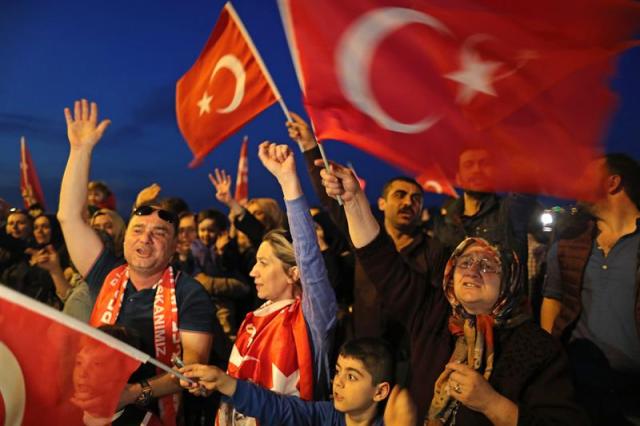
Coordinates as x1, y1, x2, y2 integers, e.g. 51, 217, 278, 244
434, 193, 535, 269
303, 146, 446, 340
356, 231, 586, 425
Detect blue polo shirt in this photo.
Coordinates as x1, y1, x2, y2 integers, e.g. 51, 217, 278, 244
86, 249, 216, 381
544, 219, 640, 372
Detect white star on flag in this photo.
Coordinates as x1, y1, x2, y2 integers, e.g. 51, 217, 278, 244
228, 345, 259, 368
445, 47, 502, 104
270, 364, 300, 396
197, 91, 213, 116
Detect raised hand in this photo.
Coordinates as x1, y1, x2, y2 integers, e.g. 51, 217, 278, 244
316, 159, 361, 203
135, 183, 161, 208
257, 141, 296, 181
64, 99, 111, 149
209, 168, 233, 206
286, 112, 316, 151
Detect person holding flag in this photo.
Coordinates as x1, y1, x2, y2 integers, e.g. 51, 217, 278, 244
57, 99, 216, 425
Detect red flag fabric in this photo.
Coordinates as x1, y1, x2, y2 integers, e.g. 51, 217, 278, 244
279, 0, 640, 199
0, 285, 145, 426
177, 2, 280, 167
20, 137, 47, 209
416, 163, 459, 198
234, 136, 249, 204
220, 300, 313, 425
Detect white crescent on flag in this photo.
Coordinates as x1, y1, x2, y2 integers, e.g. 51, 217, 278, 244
423, 179, 444, 194
335, 7, 449, 134
210, 54, 246, 113
0, 342, 26, 426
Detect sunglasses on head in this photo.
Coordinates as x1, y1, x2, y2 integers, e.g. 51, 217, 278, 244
133, 205, 178, 227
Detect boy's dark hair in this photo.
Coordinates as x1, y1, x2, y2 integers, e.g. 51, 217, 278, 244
339, 338, 394, 385
605, 153, 640, 210
380, 177, 422, 200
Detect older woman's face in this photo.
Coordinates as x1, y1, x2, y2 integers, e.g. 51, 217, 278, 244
453, 244, 502, 315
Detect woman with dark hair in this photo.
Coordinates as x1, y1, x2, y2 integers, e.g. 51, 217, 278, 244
2, 214, 70, 308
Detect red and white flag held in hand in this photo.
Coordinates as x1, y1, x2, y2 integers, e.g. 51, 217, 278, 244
177, 2, 281, 167
235, 136, 249, 205
0, 285, 144, 426
279, 0, 640, 199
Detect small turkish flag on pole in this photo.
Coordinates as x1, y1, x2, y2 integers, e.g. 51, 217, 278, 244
20, 137, 47, 210
0, 285, 145, 426
177, 2, 289, 167
278, 0, 640, 200
234, 136, 249, 204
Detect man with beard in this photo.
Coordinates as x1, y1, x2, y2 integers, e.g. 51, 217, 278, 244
286, 112, 446, 347
433, 147, 536, 281
540, 153, 640, 424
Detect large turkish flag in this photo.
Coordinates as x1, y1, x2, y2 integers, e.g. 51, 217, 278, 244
279, 0, 640, 199
177, 2, 279, 167
0, 285, 144, 426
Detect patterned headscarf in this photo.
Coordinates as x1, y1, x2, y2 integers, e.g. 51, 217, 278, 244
427, 237, 527, 425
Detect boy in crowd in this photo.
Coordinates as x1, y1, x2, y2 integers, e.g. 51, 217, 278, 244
180, 338, 415, 425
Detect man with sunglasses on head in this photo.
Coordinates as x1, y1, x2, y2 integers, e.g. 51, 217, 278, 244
57, 99, 215, 425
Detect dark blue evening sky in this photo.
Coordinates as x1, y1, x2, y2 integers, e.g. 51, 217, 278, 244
1, 0, 638, 217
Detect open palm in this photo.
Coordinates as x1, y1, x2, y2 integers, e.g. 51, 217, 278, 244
64, 99, 111, 148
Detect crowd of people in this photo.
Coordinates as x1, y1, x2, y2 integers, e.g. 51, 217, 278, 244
0, 99, 638, 425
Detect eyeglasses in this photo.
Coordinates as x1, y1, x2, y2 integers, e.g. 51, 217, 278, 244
133, 205, 178, 228
456, 255, 501, 274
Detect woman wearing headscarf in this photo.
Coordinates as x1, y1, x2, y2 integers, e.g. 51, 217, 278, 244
320, 162, 587, 425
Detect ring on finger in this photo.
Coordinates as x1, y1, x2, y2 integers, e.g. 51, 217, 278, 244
453, 382, 462, 393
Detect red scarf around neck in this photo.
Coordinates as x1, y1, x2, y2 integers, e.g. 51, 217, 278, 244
89, 264, 181, 426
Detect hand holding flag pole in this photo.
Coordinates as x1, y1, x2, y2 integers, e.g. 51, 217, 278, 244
286, 111, 343, 205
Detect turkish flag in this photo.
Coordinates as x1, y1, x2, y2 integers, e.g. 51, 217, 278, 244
234, 135, 249, 204
279, 0, 640, 199
20, 137, 47, 209
0, 285, 144, 426
177, 2, 279, 167
416, 163, 459, 198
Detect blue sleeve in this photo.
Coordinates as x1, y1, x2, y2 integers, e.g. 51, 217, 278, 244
231, 380, 340, 426
542, 242, 563, 300
285, 195, 337, 394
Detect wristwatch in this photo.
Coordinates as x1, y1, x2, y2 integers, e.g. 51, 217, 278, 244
135, 379, 153, 407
